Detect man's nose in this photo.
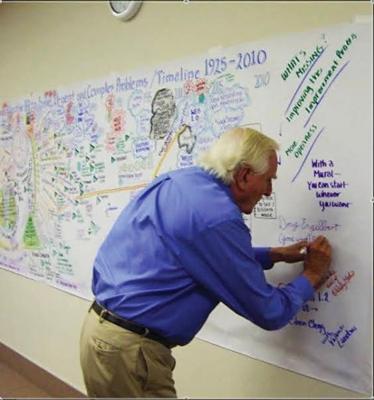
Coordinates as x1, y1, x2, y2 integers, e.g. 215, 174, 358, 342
264, 185, 272, 197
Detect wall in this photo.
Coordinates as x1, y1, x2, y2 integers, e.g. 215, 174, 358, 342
0, 1, 371, 397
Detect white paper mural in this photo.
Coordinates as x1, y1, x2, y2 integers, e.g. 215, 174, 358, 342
0, 21, 372, 394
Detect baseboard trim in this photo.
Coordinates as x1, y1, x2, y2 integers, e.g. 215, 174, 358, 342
0, 341, 86, 398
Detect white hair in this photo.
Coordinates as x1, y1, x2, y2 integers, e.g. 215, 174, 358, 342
198, 127, 279, 184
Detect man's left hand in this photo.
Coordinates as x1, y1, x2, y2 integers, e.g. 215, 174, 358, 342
270, 241, 308, 264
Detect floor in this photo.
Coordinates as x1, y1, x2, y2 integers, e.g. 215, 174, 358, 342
0, 360, 52, 398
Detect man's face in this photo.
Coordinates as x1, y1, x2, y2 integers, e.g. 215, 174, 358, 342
232, 151, 278, 214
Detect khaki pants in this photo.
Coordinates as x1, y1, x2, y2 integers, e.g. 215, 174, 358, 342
80, 306, 177, 398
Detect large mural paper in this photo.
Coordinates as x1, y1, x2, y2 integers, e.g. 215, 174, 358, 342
0, 22, 372, 393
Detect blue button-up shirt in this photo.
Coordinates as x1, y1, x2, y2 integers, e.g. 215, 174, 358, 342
92, 166, 314, 345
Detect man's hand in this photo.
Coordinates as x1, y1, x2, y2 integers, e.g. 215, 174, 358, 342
303, 235, 332, 289
270, 240, 308, 264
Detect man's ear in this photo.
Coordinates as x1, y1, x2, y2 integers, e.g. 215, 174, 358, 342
233, 166, 251, 191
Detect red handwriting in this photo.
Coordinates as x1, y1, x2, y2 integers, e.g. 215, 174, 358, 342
44, 90, 57, 97
183, 78, 207, 94
112, 110, 125, 133
105, 94, 114, 118
325, 269, 355, 296
105, 109, 126, 152
66, 101, 74, 125
195, 78, 207, 93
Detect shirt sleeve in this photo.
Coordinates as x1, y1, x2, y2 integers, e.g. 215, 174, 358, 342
253, 247, 274, 270
176, 218, 314, 331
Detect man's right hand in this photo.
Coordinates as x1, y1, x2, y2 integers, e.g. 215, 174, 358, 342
303, 235, 332, 289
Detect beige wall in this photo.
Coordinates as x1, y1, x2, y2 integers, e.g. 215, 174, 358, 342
0, 1, 371, 397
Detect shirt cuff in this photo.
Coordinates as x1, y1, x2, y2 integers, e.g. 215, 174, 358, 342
290, 275, 315, 302
254, 247, 274, 270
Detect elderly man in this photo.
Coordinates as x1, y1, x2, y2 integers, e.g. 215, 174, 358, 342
80, 127, 331, 398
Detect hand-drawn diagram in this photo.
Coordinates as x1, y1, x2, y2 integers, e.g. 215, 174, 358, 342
149, 88, 176, 140
177, 124, 196, 154
0, 21, 371, 394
